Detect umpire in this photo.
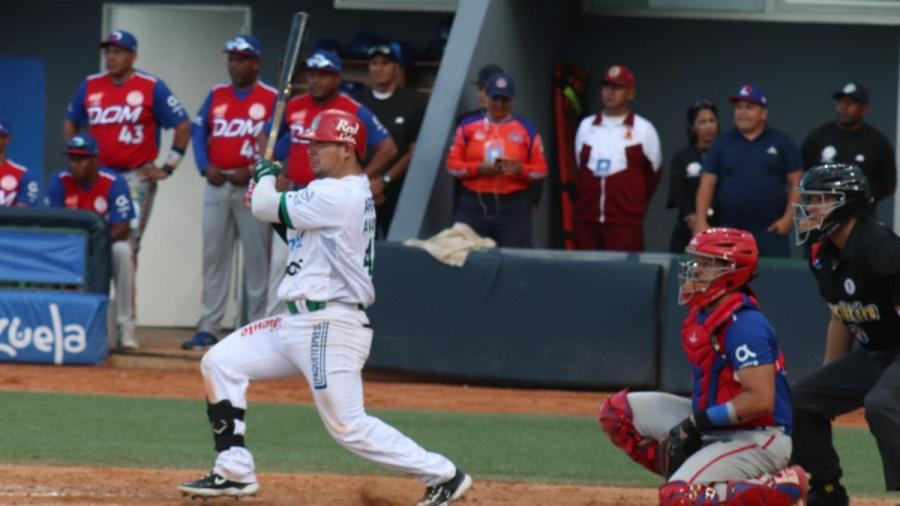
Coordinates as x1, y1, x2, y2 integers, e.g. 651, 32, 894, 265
790, 163, 900, 505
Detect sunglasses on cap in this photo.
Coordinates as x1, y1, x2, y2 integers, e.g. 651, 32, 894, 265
306, 53, 336, 69
691, 99, 715, 109
226, 39, 254, 52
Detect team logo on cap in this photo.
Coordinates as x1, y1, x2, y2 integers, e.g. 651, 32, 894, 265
249, 103, 266, 120
843, 83, 857, 94
1, 175, 17, 192
740, 85, 753, 96
496, 77, 508, 89
126, 91, 143, 106
94, 196, 108, 214
609, 66, 621, 77
111, 31, 123, 41
334, 118, 359, 145
71, 136, 87, 147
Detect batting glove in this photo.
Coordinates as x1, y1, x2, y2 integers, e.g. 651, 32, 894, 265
252, 159, 283, 183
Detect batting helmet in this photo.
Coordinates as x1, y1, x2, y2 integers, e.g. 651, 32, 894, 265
301, 109, 367, 160
792, 163, 871, 245
678, 227, 758, 307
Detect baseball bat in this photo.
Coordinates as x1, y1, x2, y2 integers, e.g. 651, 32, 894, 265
245, 11, 309, 206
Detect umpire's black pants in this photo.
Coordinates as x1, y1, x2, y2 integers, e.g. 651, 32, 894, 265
790, 343, 900, 491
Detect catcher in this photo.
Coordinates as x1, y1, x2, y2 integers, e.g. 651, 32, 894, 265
598, 227, 808, 505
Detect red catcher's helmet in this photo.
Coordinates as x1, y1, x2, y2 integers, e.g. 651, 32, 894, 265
301, 109, 368, 160
678, 227, 759, 307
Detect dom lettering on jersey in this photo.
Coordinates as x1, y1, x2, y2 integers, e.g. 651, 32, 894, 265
212, 118, 265, 138
0, 291, 108, 365
87, 105, 142, 125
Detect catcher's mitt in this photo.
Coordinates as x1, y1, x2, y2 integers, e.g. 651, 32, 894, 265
656, 416, 702, 478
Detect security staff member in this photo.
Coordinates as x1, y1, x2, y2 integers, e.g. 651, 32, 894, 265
790, 163, 900, 506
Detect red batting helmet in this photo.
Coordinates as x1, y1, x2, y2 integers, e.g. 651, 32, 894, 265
301, 109, 367, 159
678, 228, 759, 307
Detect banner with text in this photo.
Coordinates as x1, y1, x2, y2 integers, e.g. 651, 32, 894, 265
0, 290, 108, 365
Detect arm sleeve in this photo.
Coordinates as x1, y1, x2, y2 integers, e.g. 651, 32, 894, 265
65, 80, 88, 125
16, 170, 41, 207
358, 106, 390, 148
46, 174, 64, 207
250, 175, 281, 223
702, 138, 722, 175
107, 176, 136, 224
282, 181, 350, 230
191, 92, 213, 174
446, 126, 478, 178
725, 313, 777, 371
782, 136, 803, 174
152, 80, 189, 128
521, 133, 548, 181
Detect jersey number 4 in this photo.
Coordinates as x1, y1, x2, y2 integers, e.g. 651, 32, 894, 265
118, 125, 144, 145
363, 238, 374, 277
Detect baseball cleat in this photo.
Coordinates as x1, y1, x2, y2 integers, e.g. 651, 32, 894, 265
178, 471, 258, 499
416, 469, 472, 506
182, 331, 218, 350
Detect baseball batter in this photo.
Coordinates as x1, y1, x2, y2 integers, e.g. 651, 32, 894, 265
178, 110, 472, 506
598, 228, 808, 505
46, 134, 136, 349
181, 34, 276, 350
0, 118, 40, 208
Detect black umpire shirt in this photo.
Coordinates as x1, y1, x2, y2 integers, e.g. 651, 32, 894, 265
801, 122, 897, 203
810, 215, 900, 350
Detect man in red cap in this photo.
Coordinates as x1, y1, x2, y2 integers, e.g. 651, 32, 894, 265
573, 64, 662, 251
179, 110, 472, 505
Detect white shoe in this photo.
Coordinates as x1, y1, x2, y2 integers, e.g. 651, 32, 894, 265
119, 332, 139, 351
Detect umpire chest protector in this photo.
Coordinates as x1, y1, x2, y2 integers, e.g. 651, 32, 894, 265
681, 292, 780, 429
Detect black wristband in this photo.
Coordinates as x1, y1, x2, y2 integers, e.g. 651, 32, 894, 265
692, 410, 715, 431
162, 165, 174, 176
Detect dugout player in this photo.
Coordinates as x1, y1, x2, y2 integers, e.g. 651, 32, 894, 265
46, 134, 137, 349
260, 49, 396, 317
181, 35, 274, 350
356, 43, 427, 238
598, 227, 808, 505
0, 117, 40, 207
178, 110, 472, 505
790, 163, 900, 505
64, 30, 190, 253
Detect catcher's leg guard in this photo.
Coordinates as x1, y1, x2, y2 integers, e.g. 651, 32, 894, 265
724, 465, 809, 506
659, 481, 721, 505
207, 400, 246, 452
598, 389, 661, 474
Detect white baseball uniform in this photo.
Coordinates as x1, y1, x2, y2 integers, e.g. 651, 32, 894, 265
201, 172, 457, 487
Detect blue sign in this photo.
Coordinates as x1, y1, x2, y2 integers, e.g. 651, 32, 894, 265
0, 290, 108, 365
0, 229, 86, 285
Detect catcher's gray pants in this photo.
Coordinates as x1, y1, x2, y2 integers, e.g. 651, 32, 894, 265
265, 228, 287, 317
627, 391, 792, 485
111, 240, 135, 340
197, 181, 270, 334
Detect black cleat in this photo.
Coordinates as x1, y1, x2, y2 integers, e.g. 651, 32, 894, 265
807, 481, 849, 506
178, 471, 259, 499
416, 469, 473, 506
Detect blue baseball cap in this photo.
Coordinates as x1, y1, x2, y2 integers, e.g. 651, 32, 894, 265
486, 72, 515, 99
0, 117, 9, 137
224, 34, 262, 57
64, 134, 99, 156
305, 50, 342, 73
730, 84, 768, 107
100, 30, 137, 52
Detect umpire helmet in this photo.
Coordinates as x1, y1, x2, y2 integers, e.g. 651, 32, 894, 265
792, 164, 871, 245
301, 109, 368, 160
678, 228, 758, 307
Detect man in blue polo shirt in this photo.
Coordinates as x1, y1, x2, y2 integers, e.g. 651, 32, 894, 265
694, 84, 802, 257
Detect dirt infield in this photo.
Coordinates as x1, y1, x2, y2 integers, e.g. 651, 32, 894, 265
0, 360, 878, 505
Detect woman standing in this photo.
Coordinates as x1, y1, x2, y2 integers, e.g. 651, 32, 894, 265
666, 100, 719, 252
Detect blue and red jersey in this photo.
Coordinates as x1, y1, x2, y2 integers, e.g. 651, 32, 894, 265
447, 113, 548, 194
0, 159, 40, 207
46, 167, 135, 225
681, 293, 793, 433
273, 92, 390, 186
191, 81, 277, 172
66, 70, 188, 170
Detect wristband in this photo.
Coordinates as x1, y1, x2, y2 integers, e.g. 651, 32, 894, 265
696, 402, 737, 430
165, 149, 184, 169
